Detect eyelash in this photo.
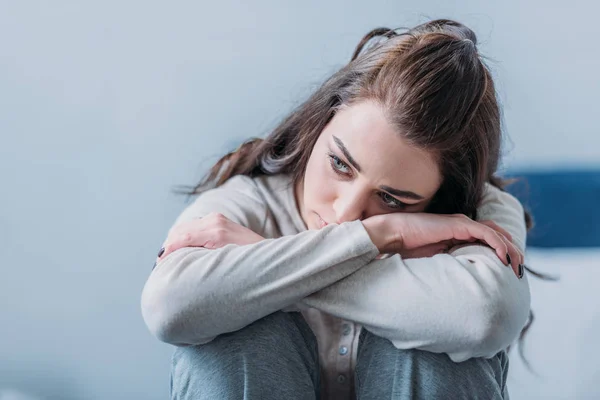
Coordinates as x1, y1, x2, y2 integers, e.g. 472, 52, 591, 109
326, 153, 409, 210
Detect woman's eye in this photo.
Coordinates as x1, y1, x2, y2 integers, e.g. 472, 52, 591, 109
328, 154, 350, 174
380, 192, 408, 209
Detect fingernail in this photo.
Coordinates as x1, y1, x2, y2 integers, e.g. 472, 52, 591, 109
158, 247, 165, 257
506, 253, 512, 266
518, 264, 524, 279
152, 261, 157, 270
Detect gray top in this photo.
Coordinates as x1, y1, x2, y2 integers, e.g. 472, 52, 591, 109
141, 173, 530, 366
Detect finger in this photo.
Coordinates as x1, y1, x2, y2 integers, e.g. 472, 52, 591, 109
479, 220, 513, 242
449, 217, 523, 272
479, 220, 525, 266
159, 231, 210, 261
493, 230, 521, 276
486, 230, 511, 266
157, 237, 184, 261
508, 242, 523, 277
475, 224, 524, 276
159, 217, 216, 260
486, 223, 524, 274
511, 242, 525, 276
461, 222, 510, 266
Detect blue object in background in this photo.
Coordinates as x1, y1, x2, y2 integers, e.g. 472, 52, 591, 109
504, 170, 600, 248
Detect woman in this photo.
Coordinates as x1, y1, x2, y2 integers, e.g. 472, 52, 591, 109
141, 19, 531, 399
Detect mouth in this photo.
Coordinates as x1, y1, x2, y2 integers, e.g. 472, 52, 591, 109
316, 214, 329, 229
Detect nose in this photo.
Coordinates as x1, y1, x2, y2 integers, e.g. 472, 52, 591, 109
333, 187, 369, 224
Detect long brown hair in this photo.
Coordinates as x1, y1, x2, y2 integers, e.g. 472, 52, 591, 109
179, 19, 551, 365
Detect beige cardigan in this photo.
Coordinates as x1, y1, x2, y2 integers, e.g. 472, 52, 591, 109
141, 173, 530, 399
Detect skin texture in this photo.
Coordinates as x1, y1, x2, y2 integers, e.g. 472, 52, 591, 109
295, 100, 443, 231
157, 100, 524, 276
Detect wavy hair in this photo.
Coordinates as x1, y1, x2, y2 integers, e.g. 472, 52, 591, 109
178, 19, 553, 366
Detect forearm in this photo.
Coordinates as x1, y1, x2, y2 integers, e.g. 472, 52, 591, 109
141, 220, 379, 345
301, 246, 530, 361
300, 184, 530, 360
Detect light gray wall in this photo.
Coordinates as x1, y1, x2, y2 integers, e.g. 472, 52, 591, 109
1, 1, 597, 399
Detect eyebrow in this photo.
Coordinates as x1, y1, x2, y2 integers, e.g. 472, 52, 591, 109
379, 185, 425, 201
332, 135, 425, 201
333, 135, 362, 172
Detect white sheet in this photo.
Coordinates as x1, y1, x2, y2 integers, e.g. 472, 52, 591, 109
507, 248, 600, 399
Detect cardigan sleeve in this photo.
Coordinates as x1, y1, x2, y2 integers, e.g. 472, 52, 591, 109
141, 176, 379, 346
300, 184, 531, 362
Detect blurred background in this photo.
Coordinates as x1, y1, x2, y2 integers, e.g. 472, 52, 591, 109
1, 1, 598, 399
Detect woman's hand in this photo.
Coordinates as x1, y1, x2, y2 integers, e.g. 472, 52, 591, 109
362, 213, 524, 277
156, 212, 265, 262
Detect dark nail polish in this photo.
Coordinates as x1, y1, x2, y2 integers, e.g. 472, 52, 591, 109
506, 253, 512, 266
158, 247, 165, 257
152, 261, 157, 270
518, 264, 524, 279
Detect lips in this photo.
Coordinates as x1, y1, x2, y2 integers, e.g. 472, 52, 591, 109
317, 214, 328, 228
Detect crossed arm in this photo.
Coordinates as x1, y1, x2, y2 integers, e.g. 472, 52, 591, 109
141, 179, 530, 361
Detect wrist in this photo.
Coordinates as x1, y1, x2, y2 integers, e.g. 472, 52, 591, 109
362, 216, 394, 253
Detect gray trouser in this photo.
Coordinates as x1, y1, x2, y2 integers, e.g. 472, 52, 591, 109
170, 311, 509, 399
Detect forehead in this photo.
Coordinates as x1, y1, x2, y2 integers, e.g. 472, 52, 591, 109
322, 101, 442, 198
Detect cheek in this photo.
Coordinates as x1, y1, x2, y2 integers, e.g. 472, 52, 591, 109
318, 181, 337, 205
304, 157, 336, 207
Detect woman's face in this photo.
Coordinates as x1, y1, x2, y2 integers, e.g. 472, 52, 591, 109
296, 100, 443, 230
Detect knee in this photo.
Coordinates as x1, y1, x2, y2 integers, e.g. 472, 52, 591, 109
356, 330, 507, 399
171, 311, 320, 399
172, 311, 318, 375
358, 328, 506, 374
